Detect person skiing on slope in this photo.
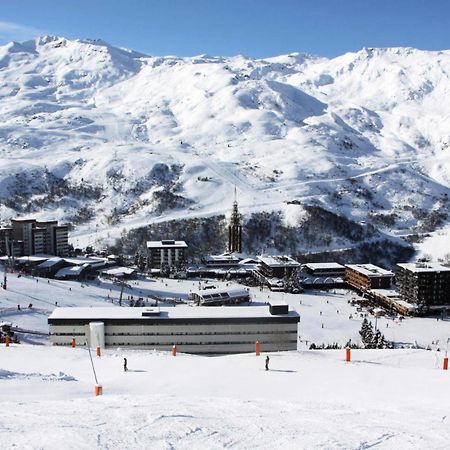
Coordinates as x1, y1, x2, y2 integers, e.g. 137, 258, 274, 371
265, 356, 270, 371
123, 357, 128, 372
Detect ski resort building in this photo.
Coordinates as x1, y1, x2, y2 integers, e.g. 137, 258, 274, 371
146, 240, 188, 270
188, 287, 250, 306
48, 305, 300, 354
252, 256, 301, 291
345, 264, 394, 292
257, 256, 301, 279
302, 262, 346, 277
0, 219, 69, 257
202, 253, 242, 267
395, 263, 450, 313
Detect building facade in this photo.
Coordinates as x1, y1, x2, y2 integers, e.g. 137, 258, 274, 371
48, 305, 300, 354
1, 219, 69, 257
395, 263, 450, 313
302, 262, 346, 277
345, 264, 394, 291
146, 240, 188, 270
257, 255, 301, 279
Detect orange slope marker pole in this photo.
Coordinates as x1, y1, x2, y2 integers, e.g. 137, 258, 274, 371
346, 347, 351, 362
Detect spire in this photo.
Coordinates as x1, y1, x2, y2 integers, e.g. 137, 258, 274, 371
228, 186, 242, 253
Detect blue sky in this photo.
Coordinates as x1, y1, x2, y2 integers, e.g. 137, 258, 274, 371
1, 0, 449, 57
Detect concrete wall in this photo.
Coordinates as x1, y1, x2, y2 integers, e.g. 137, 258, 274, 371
49, 321, 298, 354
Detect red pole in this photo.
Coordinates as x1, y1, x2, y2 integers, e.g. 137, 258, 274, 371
255, 340, 261, 356
172, 345, 177, 356
5, 335, 10, 347
444, 357, 448, 371
71, 338, 76, 348
96, 346, 101, 357
346, 347, 351, 362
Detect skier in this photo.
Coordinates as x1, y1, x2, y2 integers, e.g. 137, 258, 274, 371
265, 355, 270, 371
123, 357, 128, 372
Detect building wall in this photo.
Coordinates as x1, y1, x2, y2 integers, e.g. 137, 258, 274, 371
396, 266, 450, 308
148, 248, 185, 269
7, 220, 69, 257
49, 320, 299, 353
345, 267, 392, 291
53, 226, 69, 256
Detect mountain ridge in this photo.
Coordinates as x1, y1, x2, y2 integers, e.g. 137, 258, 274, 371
0, 36, 449, 260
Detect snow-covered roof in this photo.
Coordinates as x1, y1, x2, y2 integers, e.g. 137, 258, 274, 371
370, 289, 401, 299
239, 258, 259, 265
345, 264, 394, 277
55, 265, 88, 278
48, 306, 299, 320
63, 256, 108, 266
37, 257, 64, 269
396, 263, 450, 273
15, 255, 50, 264
204, 254, 241, 263
146, 240, 187, 249
100, 267, 136, 276
191, 287, 249, 300
303, 262, 345, 270
257, 255, 300, 268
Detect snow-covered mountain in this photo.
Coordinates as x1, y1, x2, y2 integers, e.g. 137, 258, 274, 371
0, 36, 449, 259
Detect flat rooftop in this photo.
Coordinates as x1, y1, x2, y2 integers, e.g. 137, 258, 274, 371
303, 262, 345, 270
346, 264, 394, 277
396, 263, 450, 273
48, 306, 299, 321
258, 255, 300, 268
204, 254, 241, 263
146, 240, 188, 249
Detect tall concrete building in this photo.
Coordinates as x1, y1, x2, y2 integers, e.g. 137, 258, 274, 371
2, 219, 69, 257
396, 263, 450, 313
228, 188, 242, 253
146, 240, 188, 270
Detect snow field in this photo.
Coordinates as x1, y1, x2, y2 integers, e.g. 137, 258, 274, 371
1, 274, 450, 448
1, 345, 449, 449
1, 272, 449, 349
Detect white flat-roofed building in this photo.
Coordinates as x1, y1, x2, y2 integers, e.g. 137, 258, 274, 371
48, 305, 300, 354
202, 253, 242, 267
189, 287, 250, 306
302, 262, 346, 277
146, 240, 188, 269
345, 264, 394, 291
257, 255, 300, 278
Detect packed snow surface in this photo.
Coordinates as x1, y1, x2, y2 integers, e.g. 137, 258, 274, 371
1, 273, 450, 448
1, 345, 450, 449
0, 37, 449, 257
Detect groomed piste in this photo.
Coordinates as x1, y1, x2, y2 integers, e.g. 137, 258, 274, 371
1, 344, 450, 449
